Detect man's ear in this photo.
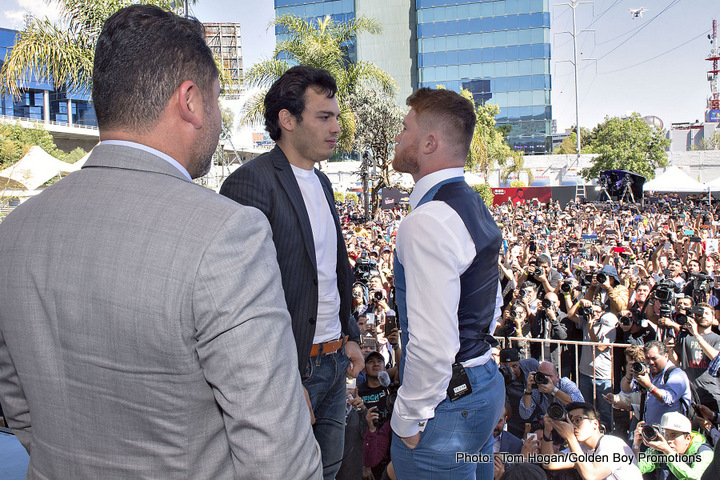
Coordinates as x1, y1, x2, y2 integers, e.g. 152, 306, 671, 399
177, 80, 202, 129
278, 109, 296, 133
422, 133, 438, 154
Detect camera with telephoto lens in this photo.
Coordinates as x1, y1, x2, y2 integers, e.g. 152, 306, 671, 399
560, 280, 573, 294
547, 402, 566, 421
527, 266, 542, 278
372, 290, 383, 302
620, 314, 634, 327
533, 371, 550, 388
581, 272, 595, 287
654, 279, 678, 318
541, 298, 553, 309
674, 312, 689, 327
631, 362, 648, 376
642, 424, 660, 442
353, 255, 378, 284
596, 272, 607, 284
499, 364, 515, 384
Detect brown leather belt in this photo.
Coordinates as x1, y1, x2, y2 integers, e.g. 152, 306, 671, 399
310, 336, 348, 357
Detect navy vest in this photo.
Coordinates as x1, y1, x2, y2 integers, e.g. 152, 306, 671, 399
394, 178, 501, 381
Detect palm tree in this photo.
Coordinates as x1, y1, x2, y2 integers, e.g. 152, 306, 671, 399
242, 14, 396, 152
0, 1, 189, 98
501, 153, 533, 186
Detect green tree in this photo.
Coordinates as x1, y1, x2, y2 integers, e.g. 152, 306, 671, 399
458, 89, 517, 181
0, 1, 186, 98
0, 121, 82, 169
553, 127, 591, 154
469, 183, 494, 208
242, 14, 396, 152
581, 113, 670, 181
348, 86, 404, 214
501, 155, 533, 185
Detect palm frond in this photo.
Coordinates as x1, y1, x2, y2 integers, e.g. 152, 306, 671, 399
0, 18, 93, 97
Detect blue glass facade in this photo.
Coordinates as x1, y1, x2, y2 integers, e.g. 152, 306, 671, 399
0, 27, 96, 126
417, 0, 552, 153
275, 0, 356, 61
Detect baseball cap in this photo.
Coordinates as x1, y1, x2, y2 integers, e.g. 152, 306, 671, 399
499, 348, 520, 363
599, 264, 620, 283
659, 412, 691, 434
364, 351, 384, 363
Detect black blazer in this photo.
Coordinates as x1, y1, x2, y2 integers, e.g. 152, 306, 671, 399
220, 146, 359, 370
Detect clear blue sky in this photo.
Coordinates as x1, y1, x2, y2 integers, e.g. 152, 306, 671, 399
2, 0, 719, 132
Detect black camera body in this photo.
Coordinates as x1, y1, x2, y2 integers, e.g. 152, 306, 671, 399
560, 280, 573, 294
642, 424, 659, 442
547, 402, 566, 421
533, 371, 550, 387
631, 362, 648, 376
596, 272, 607, 284
620, 314, 634, 327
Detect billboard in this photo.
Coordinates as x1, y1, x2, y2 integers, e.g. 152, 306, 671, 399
492, 187, 552, 206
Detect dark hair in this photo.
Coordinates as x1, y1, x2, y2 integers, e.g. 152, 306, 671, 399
565, 402, 598, 420
92, 5, 218, 132
264, 66, 337, 141
406, 87, 476, 158
644, 340, 668, 356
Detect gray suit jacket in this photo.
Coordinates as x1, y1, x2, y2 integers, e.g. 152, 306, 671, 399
0, 144, 322, 479
220, 146, 359, 372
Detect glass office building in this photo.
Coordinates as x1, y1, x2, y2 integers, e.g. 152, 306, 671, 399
275, 0, 357, 61
1, 27, 96, 126
275, 0, 552, 153
417, 0, 552, 153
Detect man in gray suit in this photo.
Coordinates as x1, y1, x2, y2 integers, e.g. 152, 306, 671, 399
220, 66, 363, 480
0, 5, 321, 479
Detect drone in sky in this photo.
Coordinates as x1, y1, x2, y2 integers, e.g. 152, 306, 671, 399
629, 8, 647, 19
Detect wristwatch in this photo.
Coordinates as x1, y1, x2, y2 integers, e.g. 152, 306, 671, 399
551, 386, 559, 396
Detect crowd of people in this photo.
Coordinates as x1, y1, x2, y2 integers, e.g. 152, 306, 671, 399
336, 195, 720, 479
2, 6, 720, 480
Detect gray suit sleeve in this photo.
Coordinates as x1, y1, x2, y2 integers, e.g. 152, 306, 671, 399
192, 206, 322, 479
0, 329, 32, 452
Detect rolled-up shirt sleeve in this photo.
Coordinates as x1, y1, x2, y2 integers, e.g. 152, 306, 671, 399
390, 202, 474, 438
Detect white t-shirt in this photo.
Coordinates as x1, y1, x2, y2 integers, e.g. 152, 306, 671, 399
291, 165, 341, 344
594, 434, 642, 480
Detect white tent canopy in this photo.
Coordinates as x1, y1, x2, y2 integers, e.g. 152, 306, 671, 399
643, 166, 707, 193
0, 146, 81, 191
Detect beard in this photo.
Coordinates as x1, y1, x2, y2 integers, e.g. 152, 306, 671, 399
188, 106, 221, 179
392, 140, 420, 176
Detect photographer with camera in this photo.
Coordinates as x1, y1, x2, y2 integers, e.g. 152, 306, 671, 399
583, 265, 629, 316
668, 303, 720, 413
541, 402, 642, 480
633, 412, 713, 480
499, 348, 540, 438
520, 362, 584, 422
519, 253, 563, 299
625, 341, 692, 427
360, 351, 393, 479
605, 346, 647, 441
567, 299, 617, 429
530, 293, 570, 366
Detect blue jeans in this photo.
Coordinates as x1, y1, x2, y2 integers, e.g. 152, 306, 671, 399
579, 373, 612, 428
303, 348, 350, 480
391, 361, 505, 480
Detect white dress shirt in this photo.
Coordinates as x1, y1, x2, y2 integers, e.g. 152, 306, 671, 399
99, 140, 191, 180
391, 167, 501, 438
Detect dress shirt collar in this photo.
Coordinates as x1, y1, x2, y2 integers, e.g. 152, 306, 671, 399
99, 140, 192, 180
409, 167, 465, 209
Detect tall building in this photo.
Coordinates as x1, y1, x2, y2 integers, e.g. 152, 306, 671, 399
275, 0, 357, 61
274, 0, 552, 154
1, 27, 96, 126
416, 0, 551, 154
204, 23, 243, 94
